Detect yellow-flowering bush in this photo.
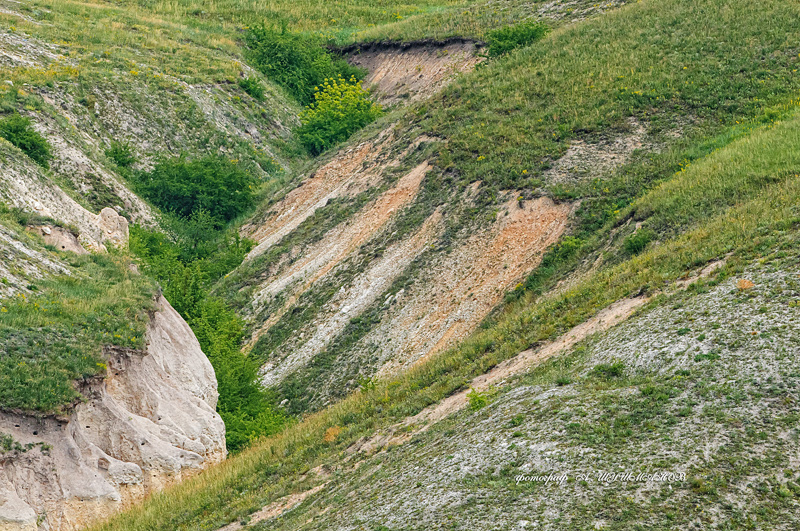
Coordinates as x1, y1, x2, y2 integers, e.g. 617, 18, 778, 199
296, 76, 381, 155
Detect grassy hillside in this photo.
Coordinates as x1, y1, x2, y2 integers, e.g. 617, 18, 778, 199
199, 0, 800, 417
89, 101, 800, 528
85, 0, 800, 523
3, 0, 800, 527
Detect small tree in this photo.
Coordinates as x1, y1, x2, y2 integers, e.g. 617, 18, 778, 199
0, 113, 52, 167
296, 76, 382, 155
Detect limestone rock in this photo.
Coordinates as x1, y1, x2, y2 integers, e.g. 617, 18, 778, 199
0, 295, 226, 530
95, 208, 129, 249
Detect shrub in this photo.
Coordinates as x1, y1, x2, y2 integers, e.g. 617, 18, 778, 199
190, 297, 288, 453
0, 113, 52, 167
238, 77, 264, 100
133, 155, 256, 223
105, 141, 137, 168
296, 76, 382, 155
555, 375, 572, 386
624, 228, 655, 255
485, 21, 550, 58
244, 26, 364, 106
467, 388, 488, 410
591, 361, 626, 380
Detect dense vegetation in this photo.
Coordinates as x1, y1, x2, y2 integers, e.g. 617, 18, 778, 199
244, 26, 379, 154
132, 156, 257, 223
129, 157, 289, 453
297, 76, 382, 154
0, 113, 52, 167
244, 26, 364, 106
484, 20, 550, 57
0, 246, 155, 413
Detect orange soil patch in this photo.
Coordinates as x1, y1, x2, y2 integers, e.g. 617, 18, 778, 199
247, 162, 430, 347
260, 210, 443, 387
373, 196, 574, 377
348, 42, 483, 107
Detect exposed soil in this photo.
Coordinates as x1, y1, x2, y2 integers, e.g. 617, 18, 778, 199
543, 118, 649, 182
247, 161, 431, 347
244, 129, 405, 259
367, 195, 574, 378
260, 209, 443, 387
346, 41, 483, 107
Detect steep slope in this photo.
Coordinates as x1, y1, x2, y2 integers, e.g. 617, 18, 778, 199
82, 0, 800, 527
0, 295, 225, 531
0, 1, 303, 527
90, 100, 800, 531
216, 0, 800, 417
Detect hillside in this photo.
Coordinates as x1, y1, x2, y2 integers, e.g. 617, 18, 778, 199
0, 0, 799, 529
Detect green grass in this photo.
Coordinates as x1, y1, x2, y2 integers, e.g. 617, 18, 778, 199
0, 252, 156, 414
417, 0, 800, 193
88, 96, 800, 530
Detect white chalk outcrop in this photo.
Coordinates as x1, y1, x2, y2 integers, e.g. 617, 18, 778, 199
0, 295, 226, 531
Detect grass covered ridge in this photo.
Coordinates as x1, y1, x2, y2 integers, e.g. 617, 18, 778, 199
0, 251, 156, 414
418, 0, 800, 193
88, 90, 800, 529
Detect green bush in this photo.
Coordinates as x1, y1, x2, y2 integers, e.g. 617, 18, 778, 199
0, 113, 52, 167
130, 219, 286, 453
591, 361, 626, 380
244, 26, 364, 106
623, 228, 655, 256
190, 297, 288, 453
105, 141, 137, 168
296, 76, 382, 155
238, 77, 265, 100
133, 155, 256, 223
485, 21, 550, 58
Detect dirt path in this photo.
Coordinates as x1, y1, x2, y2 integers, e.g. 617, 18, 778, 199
349, 295, 650, 454
217, 483, 328, 531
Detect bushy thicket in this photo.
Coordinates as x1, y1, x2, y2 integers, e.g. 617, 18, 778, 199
132, 155, 256, 223
244, 26, 364, 106
130, 157, 289, 452
238, 77, 265, 100
105, 141, 137, 168
0, 113, 52, 167
485, 21, 550, 57
297, 76, 382, 155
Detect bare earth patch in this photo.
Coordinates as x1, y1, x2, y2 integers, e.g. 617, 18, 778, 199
345, 40, 483, 107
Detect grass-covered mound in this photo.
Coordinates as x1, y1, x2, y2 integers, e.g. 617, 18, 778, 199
0, 253, 155, 414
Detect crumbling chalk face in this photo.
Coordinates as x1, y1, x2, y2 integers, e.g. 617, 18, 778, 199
95, 207, 129, 250
0, 151, 131, 252
0, 296, 226, 531
26, 225, 88, 255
